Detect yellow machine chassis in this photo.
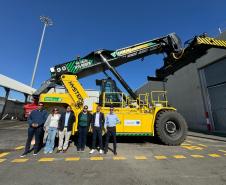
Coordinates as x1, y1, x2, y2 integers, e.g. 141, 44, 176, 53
39, 75, 176, 136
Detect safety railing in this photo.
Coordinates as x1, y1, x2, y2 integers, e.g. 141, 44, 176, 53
138, 93, 149, 107
102, 91, 168, 108
151, 91, 168, 107
102, 92, 127, 107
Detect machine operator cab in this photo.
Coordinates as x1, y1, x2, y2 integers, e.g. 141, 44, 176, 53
96, 77, 168, 109
96, 77, 123, 107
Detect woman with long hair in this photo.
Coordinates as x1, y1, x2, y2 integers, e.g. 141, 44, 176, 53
44, 108, 61, 154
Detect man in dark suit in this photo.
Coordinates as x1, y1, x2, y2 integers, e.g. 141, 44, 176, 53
89, 105, 105, 154
57, 106, 75, 153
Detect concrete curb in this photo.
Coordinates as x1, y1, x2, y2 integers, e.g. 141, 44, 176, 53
188, 131, 226, 142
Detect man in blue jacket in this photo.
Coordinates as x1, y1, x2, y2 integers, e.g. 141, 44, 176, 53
21, 103, 48, 157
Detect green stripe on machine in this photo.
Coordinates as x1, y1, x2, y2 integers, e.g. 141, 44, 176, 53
44, 97, 62, 102
66, 61, 75, 72
116, 133, 153, 136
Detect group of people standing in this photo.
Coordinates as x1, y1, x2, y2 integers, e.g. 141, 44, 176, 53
21, 103, 120, 157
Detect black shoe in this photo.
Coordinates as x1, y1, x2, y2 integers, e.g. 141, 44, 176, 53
33, 152, 38, 156
104, 151, 107, 155
114, 152, 117, 156
20, 152, 28, 158
56, 150, 62, 153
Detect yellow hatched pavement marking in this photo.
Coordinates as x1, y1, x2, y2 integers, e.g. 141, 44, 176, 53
0, 159, 6, 163
197, 144, 207, 147
12, 158, 28, 163
15, 146, 25, 150
191, 155, 204, 158
208, 154, 221, 158
0, 152, 10, 158
218, 150, 226, 153
181, 143, 191, 146
134, 156, 147, 160
186, 140, 194, 143
154, 156, 167, 160
181, 145, 203, 150
173, 155, 186, 159
90, 157, 103, 161
113, 156, 126, 160
39, 158, 55, 162
65, 157, 80, 161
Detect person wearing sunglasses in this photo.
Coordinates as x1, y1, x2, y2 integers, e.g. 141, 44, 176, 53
21, 103, 48, 157
57, 106, 75, 153
77, 105, 92, 152
43, 108, 61, 154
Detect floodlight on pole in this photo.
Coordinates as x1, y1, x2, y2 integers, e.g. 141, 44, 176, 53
30, 16, 53, 87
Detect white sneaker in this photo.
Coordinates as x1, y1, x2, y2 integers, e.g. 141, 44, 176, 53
99, 149, 104, 154
89, 149, 96, 154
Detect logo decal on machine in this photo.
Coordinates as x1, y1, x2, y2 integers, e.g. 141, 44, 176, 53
124, 120, 141, 126
68, 81, 83, 103
44, 97, 62, 102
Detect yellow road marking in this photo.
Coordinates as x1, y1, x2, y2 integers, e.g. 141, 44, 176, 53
65, 157, 80, 161
181, 143, 191, 146
12, 158, 28, 163
186, 140, 194, 143
134, 156, 147, 160
0, 159, 6, 163
90, 157, 103, 161
208, 154, 221, 158
39, 158, 55, 162
191, 155, 204, 158
173, 155, 186, 159
197, 144, 207, 147
15, 146, 25, 150
181, 145, 203, 150
218, 150, 226, 153
113, 156, 126, 160
0, 152, 10, 158
154, 155, 167, 160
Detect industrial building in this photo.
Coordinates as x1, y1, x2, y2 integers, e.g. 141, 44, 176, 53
0, 74, 36, 120
136, 32, 226, 134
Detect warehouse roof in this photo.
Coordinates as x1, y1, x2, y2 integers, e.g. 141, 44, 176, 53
0, 74, 36, 95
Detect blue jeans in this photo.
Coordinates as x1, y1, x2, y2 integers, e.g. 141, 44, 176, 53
44, 127, 57, 153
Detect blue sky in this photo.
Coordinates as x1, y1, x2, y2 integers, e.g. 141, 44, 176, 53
1, 0, 226, 101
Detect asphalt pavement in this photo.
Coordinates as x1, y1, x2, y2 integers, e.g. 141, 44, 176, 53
0, 120, 226, 185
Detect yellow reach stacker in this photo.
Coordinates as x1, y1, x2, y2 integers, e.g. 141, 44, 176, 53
33, 33, 226, 145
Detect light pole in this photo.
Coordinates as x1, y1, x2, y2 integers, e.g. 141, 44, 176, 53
30, 16, 53, 87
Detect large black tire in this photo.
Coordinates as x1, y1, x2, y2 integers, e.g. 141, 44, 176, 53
155, 110, 188, 145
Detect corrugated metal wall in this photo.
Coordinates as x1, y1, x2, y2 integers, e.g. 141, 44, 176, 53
136, 32, 226, 133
